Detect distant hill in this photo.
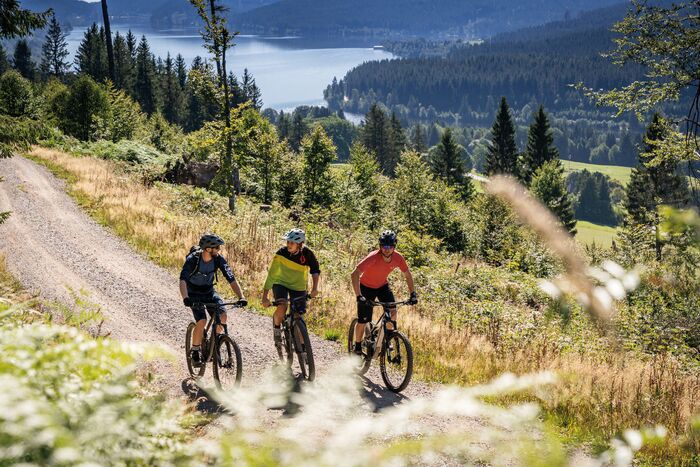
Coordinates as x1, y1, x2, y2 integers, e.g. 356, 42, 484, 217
236, 0, 623, 38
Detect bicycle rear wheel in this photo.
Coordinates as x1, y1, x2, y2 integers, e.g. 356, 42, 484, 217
293, 319, 315, 382
185, 322, 206, 378
380, 331, 413, 393
212, 335, 243, 390
347, 318, 372, 375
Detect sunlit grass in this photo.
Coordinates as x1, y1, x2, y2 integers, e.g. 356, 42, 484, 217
561, 160, 632, 185
576, 220, 617, 247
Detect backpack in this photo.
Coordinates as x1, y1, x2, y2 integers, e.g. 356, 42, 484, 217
185, 245, 219, 284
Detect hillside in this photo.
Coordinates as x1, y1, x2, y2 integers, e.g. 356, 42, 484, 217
237, 0, 622, 38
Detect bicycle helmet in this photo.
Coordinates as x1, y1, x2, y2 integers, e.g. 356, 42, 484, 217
199, 233, 225, 249
282, 228, 306, 243
379, 230, 397, 247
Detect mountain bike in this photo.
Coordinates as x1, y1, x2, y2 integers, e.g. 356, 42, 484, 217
270, 294, 315, 382
347, 300, 414, 393
185, 301, 244, 390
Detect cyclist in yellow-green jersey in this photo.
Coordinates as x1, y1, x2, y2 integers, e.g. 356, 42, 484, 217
262, 228, 320, 352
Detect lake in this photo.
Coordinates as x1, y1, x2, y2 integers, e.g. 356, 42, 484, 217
65, 25, 393, 111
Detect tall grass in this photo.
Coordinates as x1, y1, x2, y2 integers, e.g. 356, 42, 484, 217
26, 147, 700, 460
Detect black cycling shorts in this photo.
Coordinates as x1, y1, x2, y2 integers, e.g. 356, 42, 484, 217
272, 284, 307, 313
357, 283, 395, 324
189, 291, 225, 322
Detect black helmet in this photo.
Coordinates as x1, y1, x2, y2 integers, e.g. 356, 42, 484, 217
199, 233, 224, 249
379, 230, 397, 247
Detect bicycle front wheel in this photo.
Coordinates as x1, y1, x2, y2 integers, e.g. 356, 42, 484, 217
380, 331, 413, 393
212, 335, 242, 390
293, 319, 315, 382
185, 322, 206, 378
347, 318, 372, 375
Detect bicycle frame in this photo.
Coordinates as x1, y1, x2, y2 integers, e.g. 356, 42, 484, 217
364, 300, 410, 359
192, 302, 243, 360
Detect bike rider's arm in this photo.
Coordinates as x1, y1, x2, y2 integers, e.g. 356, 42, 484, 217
403, 269, 415, 295
310, 273, 320, 298
350, 266, 362, 297
179, 280, 189, 300
216, 256, 245, 300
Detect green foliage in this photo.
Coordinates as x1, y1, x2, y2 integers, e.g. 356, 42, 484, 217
520, 105, 559, 185
51, 75, 108, 141
301, 125, 337, 207
133, 36, 157, 115
530, 160, 577, 235
429, 127, 473, 200
0, 0, 50, 39
11, 38, 33, 80
93, 83, 147, 142
275, 150, 303, 208
184, 65, 220, 132
74, 23, 108, 82
0, 69, 33, 117
40, 14, 69, 78
567, 170, 618, 226
486, 97, 518, 176
0, 115, 46, 158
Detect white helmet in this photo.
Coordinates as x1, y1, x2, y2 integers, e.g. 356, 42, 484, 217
282, 228, 306, 243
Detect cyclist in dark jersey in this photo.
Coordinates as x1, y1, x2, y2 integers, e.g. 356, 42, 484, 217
262, 228, 320, 355
351, 230, 417, 355
179, 234, 246, 365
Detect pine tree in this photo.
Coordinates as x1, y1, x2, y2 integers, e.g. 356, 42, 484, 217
241, 68, 262, 109
485, 97, 518, 176
277, 110, 291, 140
520, 105, 558, 185
301, 125, 337, 207
431, 128, 473, 201
12, 39, 34, 79
530, 160, 577, 234
362, 104, 391, 174
133, 36, 156, 114
161, 53, 184, 124
290, 111, 305, 151
0, 44, 9, 74
175, 54, 187, 88
411, 123, 427, 152
228, 72, 246, 108
125, 30, 137, 58
624, 112, 689, 259
40, 15, 69, 78
386, 112, 406, 176
112, 32, 133, 91
75, 23, 107, 82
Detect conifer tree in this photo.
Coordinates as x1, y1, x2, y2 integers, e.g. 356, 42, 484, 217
75, 23, 107, 82
133, 36, 156, 114
362, 104, 391, 174
431, 128, 473, 201
386, 112, 406, 176
0, 44, 9, 74
530, 160, 577, 234
520, 105, 558, 185
112, 32, 133, 91
485, 97, 518, 176
161, 53, 184, 125
125, 30, 137, 58
624, 112, 689, 259
241, 68, 262, 109
175, 53, 187, 88
12, 39, 34, 79
301, 124, 337, 207
40, 15, 69, 78
290, 111, 305, 151
411, 123, 427, 152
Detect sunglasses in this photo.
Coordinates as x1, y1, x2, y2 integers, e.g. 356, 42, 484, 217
380, 245, 395, 249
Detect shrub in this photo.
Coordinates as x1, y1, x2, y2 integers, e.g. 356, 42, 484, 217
0, 70, 34, 117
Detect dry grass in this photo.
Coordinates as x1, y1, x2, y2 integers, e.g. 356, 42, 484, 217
27, 147, 700, 458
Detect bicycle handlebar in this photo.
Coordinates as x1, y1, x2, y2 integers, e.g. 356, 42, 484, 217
269, 294, 314, 307
191, 301, 246, 308
367, 299, 413, 307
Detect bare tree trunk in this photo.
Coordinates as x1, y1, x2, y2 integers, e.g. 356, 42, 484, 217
101, 0, 115, 83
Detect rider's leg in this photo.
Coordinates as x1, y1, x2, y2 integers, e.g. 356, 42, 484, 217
378, 284, 397, 331
193, 319, 206, 346
217, 312, 227, 335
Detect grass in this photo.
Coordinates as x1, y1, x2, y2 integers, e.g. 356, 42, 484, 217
25, 146, 700, 462
575, 221, 617, 247
561, 160, 632, 185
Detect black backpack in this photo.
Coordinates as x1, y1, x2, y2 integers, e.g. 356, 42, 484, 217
185, 246, 219, 284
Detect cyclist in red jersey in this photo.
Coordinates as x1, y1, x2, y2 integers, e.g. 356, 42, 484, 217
350, 230, 417, 355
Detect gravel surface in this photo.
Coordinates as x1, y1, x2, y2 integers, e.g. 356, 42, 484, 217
0, 156, 472, 425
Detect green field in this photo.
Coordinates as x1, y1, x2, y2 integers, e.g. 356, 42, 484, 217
561, 160, 632, 185
575, 220, 617, 247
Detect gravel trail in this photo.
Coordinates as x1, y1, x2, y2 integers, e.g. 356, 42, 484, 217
0, 156, 448, 410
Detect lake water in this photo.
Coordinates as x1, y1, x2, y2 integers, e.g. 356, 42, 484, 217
65, 25, 393, 111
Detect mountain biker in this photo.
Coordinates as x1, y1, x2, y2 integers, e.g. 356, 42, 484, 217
350, 230, 417, 355
180, 233, 246, 366
262, 228, 320, 355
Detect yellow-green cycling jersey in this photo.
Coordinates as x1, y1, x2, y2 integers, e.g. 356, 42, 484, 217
264, 246, 321, 291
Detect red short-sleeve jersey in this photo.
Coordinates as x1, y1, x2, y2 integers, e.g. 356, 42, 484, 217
356, 250, 409, 289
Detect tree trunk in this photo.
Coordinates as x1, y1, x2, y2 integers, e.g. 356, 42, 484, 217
101, 0, 115, 83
